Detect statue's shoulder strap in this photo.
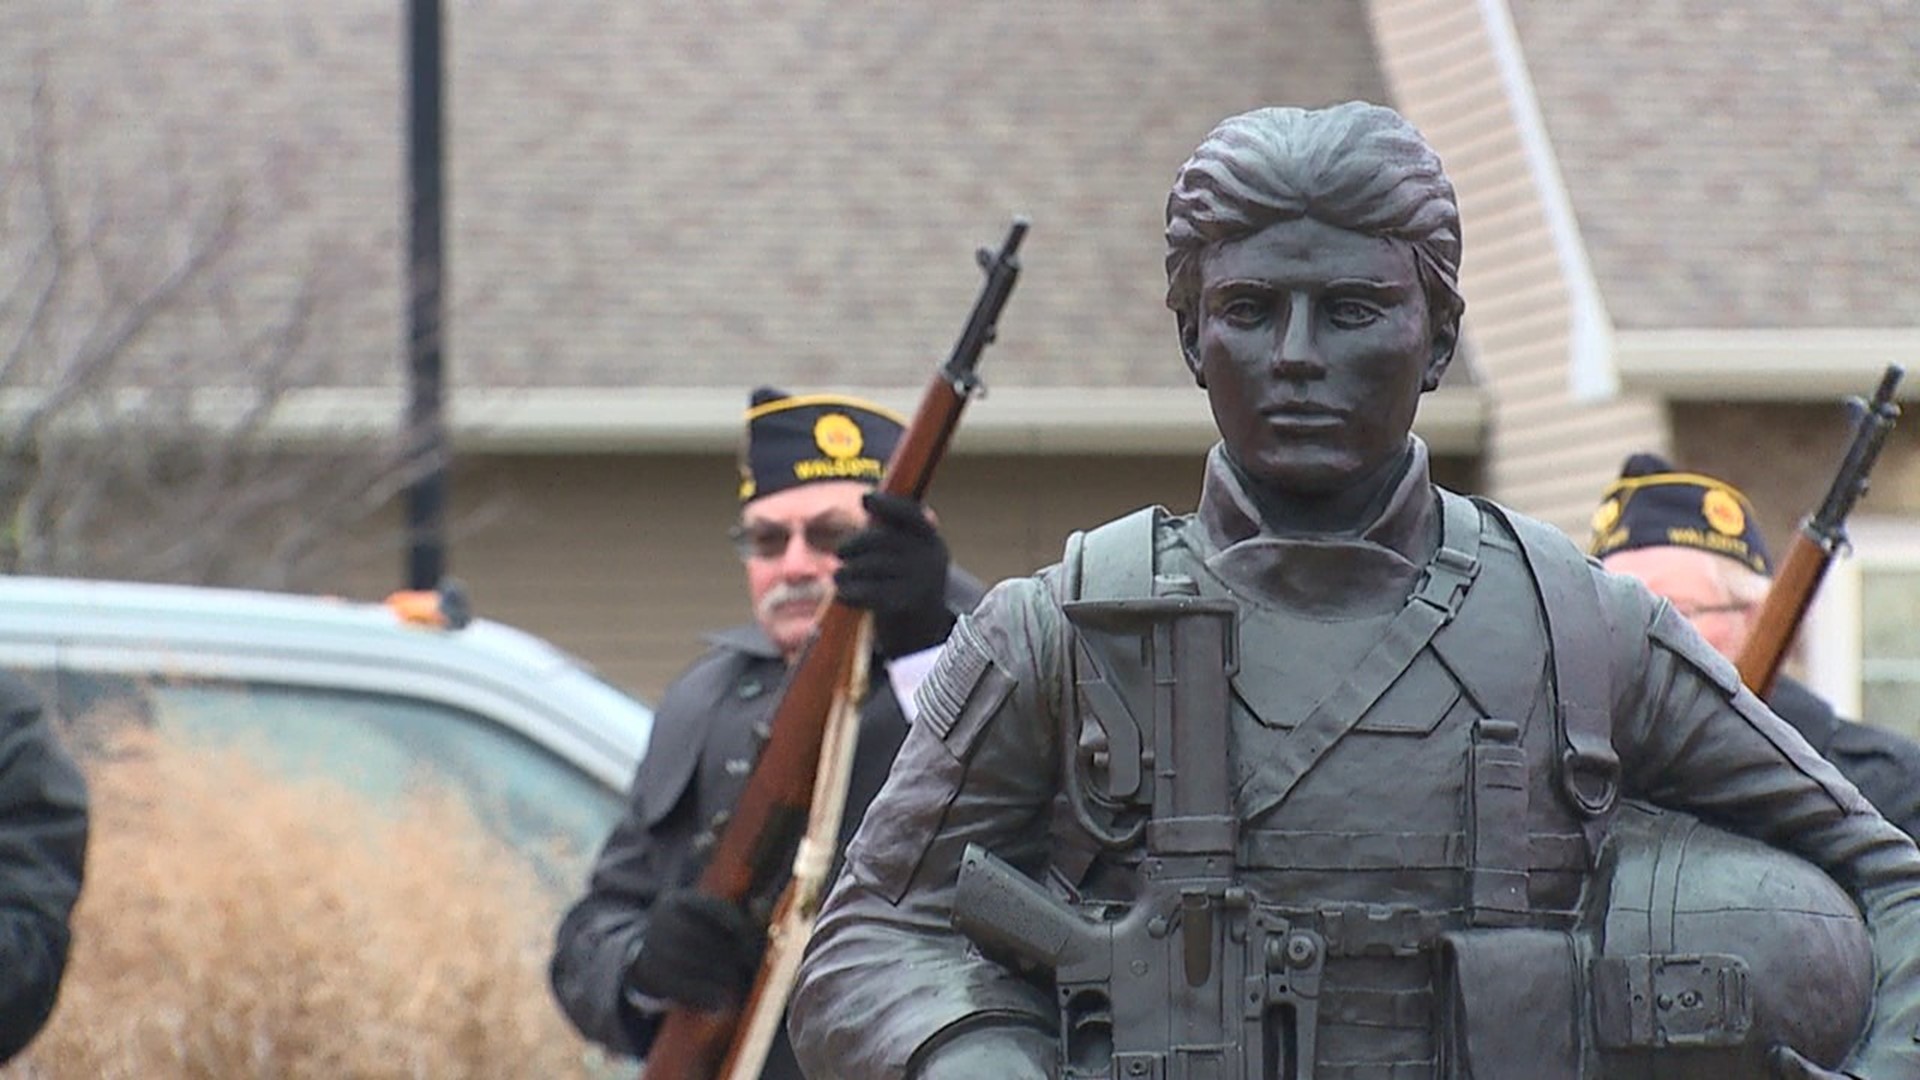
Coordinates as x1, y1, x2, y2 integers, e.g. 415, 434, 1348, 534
1061, 505, 1164, 604
1474, 498, 1620, 831
1237, 490, 1484, 824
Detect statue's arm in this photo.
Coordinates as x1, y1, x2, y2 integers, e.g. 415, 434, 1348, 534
1604, 576, 1920, 1079
790, 576, 1064, 1080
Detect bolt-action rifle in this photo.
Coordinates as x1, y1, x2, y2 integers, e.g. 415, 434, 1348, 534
640, 217, 1029, 1080
1735, 364, 1903, 699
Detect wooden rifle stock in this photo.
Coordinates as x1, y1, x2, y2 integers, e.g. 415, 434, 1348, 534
1736, 532, 1834, 699
641, 217, 1029, 1080
1734, 363, 1903, 699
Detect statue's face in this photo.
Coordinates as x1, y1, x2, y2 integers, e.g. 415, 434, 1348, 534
1182, 216, 1451, 495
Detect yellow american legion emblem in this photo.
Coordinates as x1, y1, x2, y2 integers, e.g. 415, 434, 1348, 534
1590, 496, 1622, 537
814, 413, 864, 460
1701, 488, 1745, 537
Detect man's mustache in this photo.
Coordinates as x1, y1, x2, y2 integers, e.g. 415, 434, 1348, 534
758, 579, 833, 621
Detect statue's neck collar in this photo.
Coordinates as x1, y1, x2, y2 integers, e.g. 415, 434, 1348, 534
1193, 441, 1439, 616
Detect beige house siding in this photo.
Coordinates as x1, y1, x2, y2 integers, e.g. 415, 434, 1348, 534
1368, 0, 1665, 535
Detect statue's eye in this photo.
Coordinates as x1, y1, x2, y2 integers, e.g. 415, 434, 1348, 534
1326, 298, 1384, 329
1217, 297, 1268, 327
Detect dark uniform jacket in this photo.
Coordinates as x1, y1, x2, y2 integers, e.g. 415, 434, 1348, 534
789, 443, 1920, 1080
1771, 674, 1920, 841
550, 574, 983, 1080
0, 671, 88, 1064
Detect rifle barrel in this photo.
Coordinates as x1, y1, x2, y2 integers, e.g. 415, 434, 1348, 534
1734, 363, 1903, 699
1811, 364, 1902, 538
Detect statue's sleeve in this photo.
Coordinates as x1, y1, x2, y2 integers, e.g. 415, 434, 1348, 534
1601, 572, 1920, 1079
790, 575, 1064, 1080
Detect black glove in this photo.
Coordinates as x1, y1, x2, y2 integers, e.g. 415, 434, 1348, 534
911, 1024, 1055, 1079
622, 890, 765, 1012
834, 490, 955, 658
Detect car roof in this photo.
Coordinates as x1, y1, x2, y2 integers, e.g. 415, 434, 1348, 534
0, 575, 653, 791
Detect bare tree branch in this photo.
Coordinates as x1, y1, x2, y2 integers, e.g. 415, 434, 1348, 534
0, 73, 421, 590
1, 71, 74, 390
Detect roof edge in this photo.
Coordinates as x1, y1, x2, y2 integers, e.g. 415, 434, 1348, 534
2, 385, 1488, 456
1614, 329, 1920, 400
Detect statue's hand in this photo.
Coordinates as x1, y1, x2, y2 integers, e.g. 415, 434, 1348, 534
1770, 1044, 1859, 1080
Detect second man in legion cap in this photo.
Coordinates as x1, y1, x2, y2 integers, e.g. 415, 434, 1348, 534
550, 385, 984, 1080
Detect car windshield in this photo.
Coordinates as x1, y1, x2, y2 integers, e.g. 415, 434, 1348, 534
65, 672, 628, 892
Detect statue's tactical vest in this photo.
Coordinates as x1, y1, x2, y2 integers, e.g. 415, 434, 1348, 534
1053, 490, 1621, 1080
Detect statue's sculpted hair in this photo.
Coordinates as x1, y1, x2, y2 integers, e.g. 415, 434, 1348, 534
1165, 102, 1464, 335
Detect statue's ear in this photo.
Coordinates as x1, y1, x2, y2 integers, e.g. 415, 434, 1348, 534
1177, 311, 1206, 388
1422, 316, 1459, 392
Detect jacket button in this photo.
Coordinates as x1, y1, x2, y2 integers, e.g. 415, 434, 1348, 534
737, 677, 764, 700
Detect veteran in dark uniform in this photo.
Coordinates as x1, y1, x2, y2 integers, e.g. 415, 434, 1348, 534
787, 103, 1920, 1080
0, 670, 88, 1064
549, 388, 983, 1080
1594, 453, 1920, 840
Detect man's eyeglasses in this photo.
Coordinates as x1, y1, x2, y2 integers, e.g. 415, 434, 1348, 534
728, 516, 861, 561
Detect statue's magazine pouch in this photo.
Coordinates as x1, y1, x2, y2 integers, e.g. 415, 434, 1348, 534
1436, 928, 1582, 1080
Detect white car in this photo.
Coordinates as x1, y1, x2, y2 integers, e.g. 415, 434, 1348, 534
0, 575, 652, 889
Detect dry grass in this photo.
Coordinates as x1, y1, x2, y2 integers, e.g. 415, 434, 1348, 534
1, 726, 619, 1080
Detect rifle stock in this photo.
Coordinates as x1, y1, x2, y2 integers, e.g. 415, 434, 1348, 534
640, 612, 866, 1080
640, 218, 1029, 1079
1734, 364, 1903, 698
1734, 534, 1828, 698
719, 618, 872, 1080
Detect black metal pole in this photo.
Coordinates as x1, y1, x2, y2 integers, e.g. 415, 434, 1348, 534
404, 0, 447, 590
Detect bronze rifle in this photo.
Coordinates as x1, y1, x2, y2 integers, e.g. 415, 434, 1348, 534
640, 217, 1029, 1080
1735, 363, 1903, 698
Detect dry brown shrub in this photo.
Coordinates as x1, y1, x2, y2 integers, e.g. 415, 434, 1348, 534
1, 725, 619, 1080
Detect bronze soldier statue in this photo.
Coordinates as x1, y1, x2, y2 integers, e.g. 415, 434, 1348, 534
786, 102, 1920, 1080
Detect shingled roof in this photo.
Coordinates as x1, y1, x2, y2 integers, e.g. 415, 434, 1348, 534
1506, 1, 1920, 331
7, 2, 1402, 393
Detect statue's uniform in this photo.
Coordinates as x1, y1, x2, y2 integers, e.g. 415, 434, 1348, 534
789, 443, 1920, 1080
